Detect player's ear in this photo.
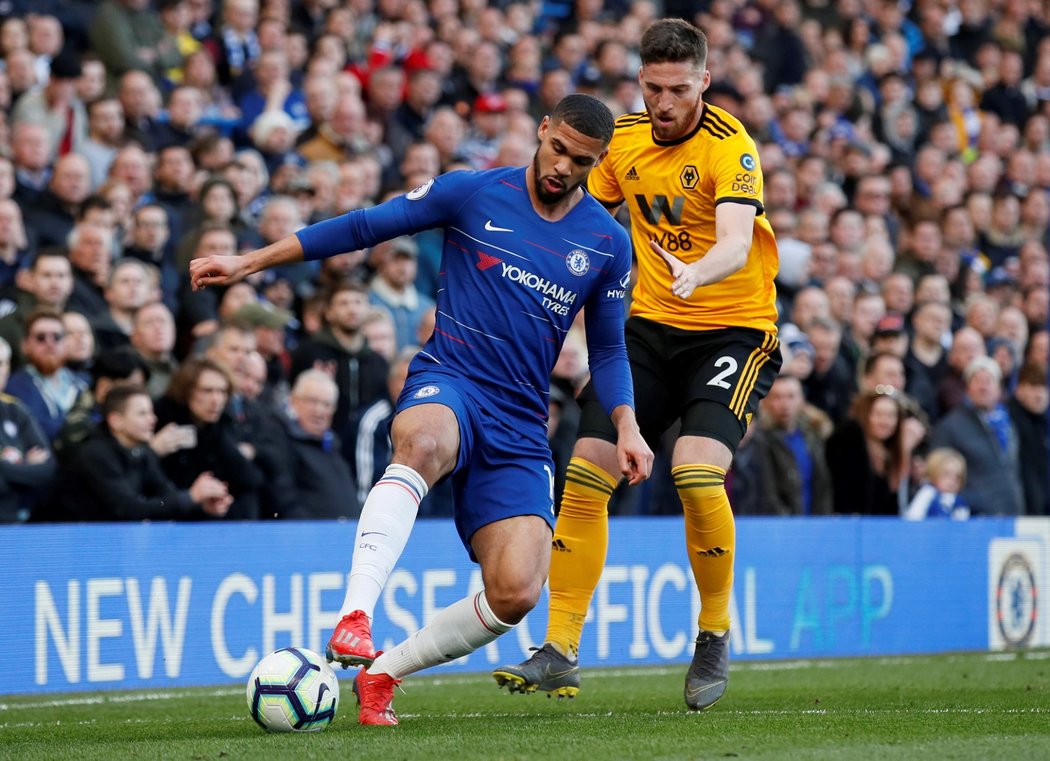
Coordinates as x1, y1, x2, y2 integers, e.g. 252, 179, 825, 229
537, 115, 550, 142
700, 69, 712, 93
594, 147, 610, 167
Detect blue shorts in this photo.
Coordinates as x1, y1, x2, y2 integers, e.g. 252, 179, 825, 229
398, 367, 556, 559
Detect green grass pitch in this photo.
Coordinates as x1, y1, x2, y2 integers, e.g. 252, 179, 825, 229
2, 651, 1048, 761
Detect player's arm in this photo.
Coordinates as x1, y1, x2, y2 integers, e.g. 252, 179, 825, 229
583, 252, 653, 484
653, 201, 756, 300
191, 174, 468, 289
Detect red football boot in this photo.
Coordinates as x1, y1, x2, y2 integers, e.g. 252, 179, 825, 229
325, 610, 376, 668
353, 667, 401, 726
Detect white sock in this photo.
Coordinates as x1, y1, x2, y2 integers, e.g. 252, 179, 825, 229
339, 464, 427, 619
370, 590, 513, 679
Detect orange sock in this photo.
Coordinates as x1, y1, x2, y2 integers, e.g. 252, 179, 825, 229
673, 464, 734, 633
545, 457, 617, 657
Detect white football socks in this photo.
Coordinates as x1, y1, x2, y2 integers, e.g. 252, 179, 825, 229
339, 464, 427, 619
370, 590, 513, 679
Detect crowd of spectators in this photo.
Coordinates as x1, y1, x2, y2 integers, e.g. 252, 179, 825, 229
0, 0, 1047, 523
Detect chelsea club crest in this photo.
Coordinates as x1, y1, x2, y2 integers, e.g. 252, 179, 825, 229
414, 385, 440, 399
566, 249, 590, 276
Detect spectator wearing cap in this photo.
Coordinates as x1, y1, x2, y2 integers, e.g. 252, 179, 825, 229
0, 336, 55, 523
10, 50, 86, 161
89, 0, 183, 85
1008, 362, 1050, 516
931, 356, 1024, 516
130, 301, 178, 399
460, 92, 508, 170
24, 153, 92, 251
276, 369, 358, 519
368, 236, 436, 353
232, 301, 292, 404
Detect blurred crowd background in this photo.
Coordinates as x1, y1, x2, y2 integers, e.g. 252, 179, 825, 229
0, 0, 1047, 523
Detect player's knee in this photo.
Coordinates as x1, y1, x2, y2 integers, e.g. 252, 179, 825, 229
394, 432, 453, 473
484, 578, 543, 624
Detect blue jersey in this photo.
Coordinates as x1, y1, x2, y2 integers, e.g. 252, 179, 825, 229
298, 167, 634, 423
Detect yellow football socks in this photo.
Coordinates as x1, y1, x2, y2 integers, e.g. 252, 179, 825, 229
673, 464, 734, 633
545, 457, 617, 657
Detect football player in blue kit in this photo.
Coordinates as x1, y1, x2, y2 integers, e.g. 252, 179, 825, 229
190, 94, 653, 726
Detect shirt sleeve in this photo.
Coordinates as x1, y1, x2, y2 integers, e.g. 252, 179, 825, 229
296, 171, 480, 261
711, 131, 765, 214
585, 149, 624, 208
582, 225, 634, 416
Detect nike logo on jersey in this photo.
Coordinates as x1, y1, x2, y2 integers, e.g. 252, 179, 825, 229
485, 220, 513, 233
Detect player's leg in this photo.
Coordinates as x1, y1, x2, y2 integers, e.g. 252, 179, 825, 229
356, 516, 550, 725
495, 319, 669, 694
546, 434, 620, 657
328, 402, 460, 668
676, 329, 781, 710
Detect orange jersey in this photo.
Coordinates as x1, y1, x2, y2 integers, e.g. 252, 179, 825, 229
587, 104, 779, 333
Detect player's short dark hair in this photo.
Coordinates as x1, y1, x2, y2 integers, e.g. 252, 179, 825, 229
102, 382, 150, 418
640, 19, 707, 68
550, 94, 615, 145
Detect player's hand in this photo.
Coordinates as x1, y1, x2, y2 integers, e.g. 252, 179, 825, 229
617, 428, 654, 486
651, 238, 701, 300
190, 255, 249, 290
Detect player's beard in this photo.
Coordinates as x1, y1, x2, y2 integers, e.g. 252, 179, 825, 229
532, 152, 581, 205
649, 89, 704, 141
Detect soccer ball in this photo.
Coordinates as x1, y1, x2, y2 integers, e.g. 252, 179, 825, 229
246, 647, 340, 732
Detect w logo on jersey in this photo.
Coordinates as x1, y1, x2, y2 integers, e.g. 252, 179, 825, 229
565, 249, 590, 276
635, 194, 685, 226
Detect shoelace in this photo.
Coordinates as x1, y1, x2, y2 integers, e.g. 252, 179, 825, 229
360, 674, 402, 714
694, 635, 726, 677
529, 644, 578, 667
